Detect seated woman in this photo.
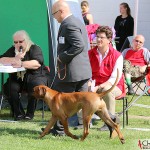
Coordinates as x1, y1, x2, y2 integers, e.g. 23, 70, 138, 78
81, 1, 93, 25
122, 35, 150, 94
0, 30, 49, 121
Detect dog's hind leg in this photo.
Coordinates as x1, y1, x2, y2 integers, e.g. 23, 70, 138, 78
60, 118, 79, 140
39, 115, 58, 138
96, 108, 125, 144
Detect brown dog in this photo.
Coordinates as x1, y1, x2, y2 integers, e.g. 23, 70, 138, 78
33, 71, 125, 144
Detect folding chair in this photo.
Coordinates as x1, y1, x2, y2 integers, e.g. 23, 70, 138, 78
128, 66, 150, 103
123, 66, 150, 119
124, 86, 150, 113
130, 76, 146, 95
145, 66, 150, 94
116, 82, 128, 128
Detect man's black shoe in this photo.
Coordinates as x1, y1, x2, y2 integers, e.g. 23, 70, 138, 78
114, 115, 120, 124
98, 124, 109, 131
74, 123, 93, 130
14, 115, 25, 121
98, 115, 120, 132
41, 128, 65, 136
25, 116, 33, 120
74, 124, 83, 130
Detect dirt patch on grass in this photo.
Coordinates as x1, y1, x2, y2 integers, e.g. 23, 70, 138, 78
129, 115, 150, 120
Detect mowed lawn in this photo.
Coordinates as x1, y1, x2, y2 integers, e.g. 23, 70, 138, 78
0, 95, 149, 150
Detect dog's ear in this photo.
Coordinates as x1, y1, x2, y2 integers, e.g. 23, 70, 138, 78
39, 87, 46, 97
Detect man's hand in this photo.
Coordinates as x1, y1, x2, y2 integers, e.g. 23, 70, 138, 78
139, 65, 147, 73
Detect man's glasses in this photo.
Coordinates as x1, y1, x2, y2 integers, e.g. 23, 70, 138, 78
135, 39, 143, 44
52, 10, 60, 16
96, 36, 107, 40
14, 39, 25, 44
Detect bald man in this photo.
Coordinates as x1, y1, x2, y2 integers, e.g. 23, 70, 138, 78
43, 0, 92, 136
122, 35, 150, 94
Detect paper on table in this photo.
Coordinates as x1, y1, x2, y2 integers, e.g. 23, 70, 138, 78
0, 65, 25, 73
0, 65, 13, 69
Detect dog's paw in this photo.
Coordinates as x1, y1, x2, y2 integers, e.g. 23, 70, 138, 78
71, 135, 79, 140
38, 135, 43, 138
120, 137, 125, 144
39, 133, 45, 138
80, 137, 86, 141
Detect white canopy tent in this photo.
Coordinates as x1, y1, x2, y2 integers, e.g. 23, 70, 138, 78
134, 0, 139, 36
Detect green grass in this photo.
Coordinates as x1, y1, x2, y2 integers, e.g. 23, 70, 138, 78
0, 95, 150, 150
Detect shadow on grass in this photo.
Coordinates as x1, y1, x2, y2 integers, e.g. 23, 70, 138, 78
0, 127, 87, 141
0, 127, 42, 139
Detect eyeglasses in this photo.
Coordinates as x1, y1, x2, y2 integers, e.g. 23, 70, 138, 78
96, 36, 107, 40
135, 39, 143, 44
52, 10, 60, 16
14, 39, 25, 44
81, 4, 88, 7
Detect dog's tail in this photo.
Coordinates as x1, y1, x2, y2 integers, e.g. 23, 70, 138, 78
98, 69, 119, 98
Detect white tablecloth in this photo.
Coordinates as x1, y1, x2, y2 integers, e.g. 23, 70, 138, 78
0, 66, 25, 73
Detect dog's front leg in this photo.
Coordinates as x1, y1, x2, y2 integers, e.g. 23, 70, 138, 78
39, 115, 58, 138
80, 114, 92, 141
60, 118, 79, 140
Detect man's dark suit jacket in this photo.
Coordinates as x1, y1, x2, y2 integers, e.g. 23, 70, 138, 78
56, 15, 92, 82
